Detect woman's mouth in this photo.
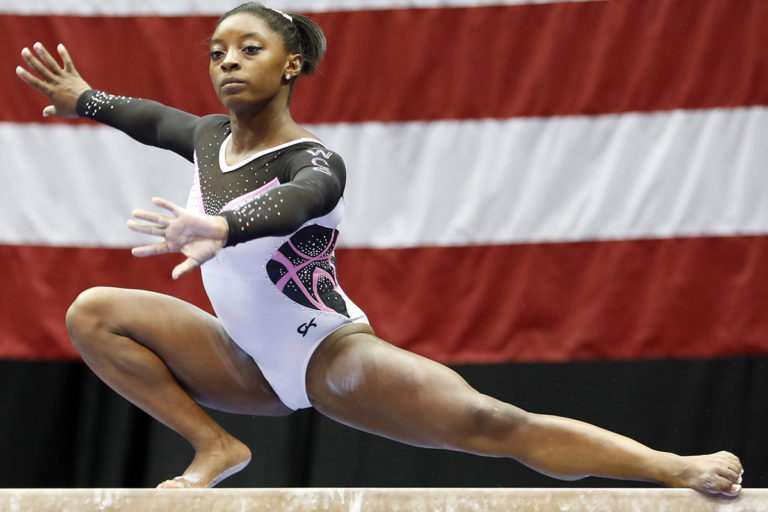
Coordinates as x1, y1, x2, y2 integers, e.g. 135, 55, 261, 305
220, 78, 246, 90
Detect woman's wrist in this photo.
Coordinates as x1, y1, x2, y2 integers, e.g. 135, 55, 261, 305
214, 215, 230, 243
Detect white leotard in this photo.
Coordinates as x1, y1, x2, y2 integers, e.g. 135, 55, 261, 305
77, 91, 368, 410
186, 137, 368, 410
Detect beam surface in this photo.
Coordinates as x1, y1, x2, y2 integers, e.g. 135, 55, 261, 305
0, 488, 766, 512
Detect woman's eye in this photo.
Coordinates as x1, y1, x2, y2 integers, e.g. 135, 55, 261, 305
242, 46, 262, 55
209, 50, 225, 60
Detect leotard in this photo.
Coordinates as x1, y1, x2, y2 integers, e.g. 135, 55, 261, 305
78, 90, 369, 409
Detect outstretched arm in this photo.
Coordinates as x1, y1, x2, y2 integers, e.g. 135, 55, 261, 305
16, 42, 204, 161
128, 151, 346, 279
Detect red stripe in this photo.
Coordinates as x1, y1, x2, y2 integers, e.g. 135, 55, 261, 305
4, 236, 768, 363
341, 237, 768, 364
0, 245, 213, 361
4, 0, 767, 124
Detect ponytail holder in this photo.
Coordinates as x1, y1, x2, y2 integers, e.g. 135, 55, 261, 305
269, 7, 293, 22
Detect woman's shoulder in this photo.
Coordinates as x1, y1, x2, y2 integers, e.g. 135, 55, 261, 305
283, 139, 344, 165
197, 113, 231, 130
191, 114, 231, 143
278, 139, 346, 183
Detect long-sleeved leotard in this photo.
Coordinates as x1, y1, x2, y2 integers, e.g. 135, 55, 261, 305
78, 90, 369, 409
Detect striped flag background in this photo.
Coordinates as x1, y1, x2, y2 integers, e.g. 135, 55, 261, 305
1, 0, 768, 488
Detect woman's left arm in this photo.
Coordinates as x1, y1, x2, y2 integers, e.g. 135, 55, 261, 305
222, 156, 345, 246
128, 150, 346, 278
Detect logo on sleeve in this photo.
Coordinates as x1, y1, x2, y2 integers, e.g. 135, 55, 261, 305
305, 148, 334, 176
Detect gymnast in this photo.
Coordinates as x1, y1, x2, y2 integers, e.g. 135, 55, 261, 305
17, 2, 743, 495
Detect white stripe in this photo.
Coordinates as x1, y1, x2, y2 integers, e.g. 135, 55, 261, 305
2, 107, 766, 248
333, 107, 768, 247
0, 123, 192, 247
0, 0, 607, 15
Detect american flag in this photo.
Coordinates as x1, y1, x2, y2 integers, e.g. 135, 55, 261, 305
1, 0, 767, 366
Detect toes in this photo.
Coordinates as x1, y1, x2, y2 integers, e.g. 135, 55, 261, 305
156, 476, 192, 489
716, 452, 744, 483
717, 451, 743, 472
701, 476, 741, 497
718, 467, 741, 484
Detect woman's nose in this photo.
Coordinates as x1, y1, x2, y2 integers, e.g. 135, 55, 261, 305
221, 50, 240, 70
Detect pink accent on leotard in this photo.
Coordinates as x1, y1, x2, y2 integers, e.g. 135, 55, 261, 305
270, 231, 340, 313
191, 153, 205, 214
219, 177, 280, 213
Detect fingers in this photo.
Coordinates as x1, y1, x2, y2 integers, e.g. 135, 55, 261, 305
20, 44, 58, 82
32, 42, 64, 76
152, 196, 185, 216
15, 61, 49, 92
131, 207, 172, 226
17, 42, 85, 101
128, 198, 207, 279
131, 241, 170, 258
172, 257, 201, 280
127, 219, 167, 238
57, 43, 79, 74
128, 204, 172, 240
128, 200, 179, 239
131, 244, 200, 280
17, 42, 64, 96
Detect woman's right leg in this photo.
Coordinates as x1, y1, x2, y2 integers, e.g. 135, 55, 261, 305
65, 286, 291, 488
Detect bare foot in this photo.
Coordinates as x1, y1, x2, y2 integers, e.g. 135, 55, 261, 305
157, 438, 252, 488
661, 451, 743, 497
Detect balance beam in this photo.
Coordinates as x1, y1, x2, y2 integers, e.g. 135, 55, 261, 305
1, 488, 765, 511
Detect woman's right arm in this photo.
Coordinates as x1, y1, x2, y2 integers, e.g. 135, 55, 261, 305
16, 42, 202, 162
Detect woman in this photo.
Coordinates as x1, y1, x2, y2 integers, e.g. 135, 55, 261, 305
16, 2, 743, 494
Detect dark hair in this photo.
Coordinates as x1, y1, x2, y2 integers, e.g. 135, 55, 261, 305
216, 2, 327, 77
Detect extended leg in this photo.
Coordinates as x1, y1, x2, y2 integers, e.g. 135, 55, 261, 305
66, 286, 291, 487
307, 327, 742, 496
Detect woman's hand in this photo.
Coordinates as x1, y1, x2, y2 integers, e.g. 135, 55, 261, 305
16, 42, 91, 118
128, 197, 230, 280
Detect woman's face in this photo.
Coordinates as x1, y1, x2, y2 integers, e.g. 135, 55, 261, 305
209, 12, 294, 110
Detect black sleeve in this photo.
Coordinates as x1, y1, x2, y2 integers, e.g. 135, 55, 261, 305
77, 89, 214, 162
222, 149, 346, 247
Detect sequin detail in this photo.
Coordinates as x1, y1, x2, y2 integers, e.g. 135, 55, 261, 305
266, 225, 349, 317
80, 90, 133, 117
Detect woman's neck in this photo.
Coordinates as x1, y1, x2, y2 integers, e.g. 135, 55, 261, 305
225, 105, 307, 163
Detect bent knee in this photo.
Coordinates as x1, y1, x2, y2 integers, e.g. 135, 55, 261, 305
66, 287, 122, 345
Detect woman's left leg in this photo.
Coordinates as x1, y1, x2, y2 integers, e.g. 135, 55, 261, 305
306, 326, 742, 496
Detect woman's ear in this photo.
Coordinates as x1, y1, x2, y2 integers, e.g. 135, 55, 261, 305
285, 53, 303, 79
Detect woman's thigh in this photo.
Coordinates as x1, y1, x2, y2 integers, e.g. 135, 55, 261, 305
305, 327, 518, 449
68, 286, 291, 416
